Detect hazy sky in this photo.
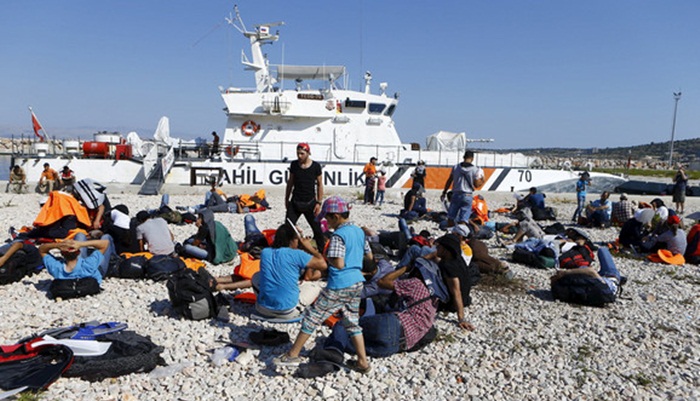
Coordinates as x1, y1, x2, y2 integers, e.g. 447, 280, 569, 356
1, 1, 698, 149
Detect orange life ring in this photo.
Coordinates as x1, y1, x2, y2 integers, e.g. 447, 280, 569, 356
241, 120, 260, 136
224, 145, 239, 157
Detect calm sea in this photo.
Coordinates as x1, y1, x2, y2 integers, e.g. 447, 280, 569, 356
0, 155, 11, 180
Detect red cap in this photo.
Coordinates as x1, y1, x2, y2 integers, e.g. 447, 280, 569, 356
297, 143, 310, 153
668, 215, 681, 225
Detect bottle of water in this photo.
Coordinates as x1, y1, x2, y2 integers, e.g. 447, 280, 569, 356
211, 346, 239, 366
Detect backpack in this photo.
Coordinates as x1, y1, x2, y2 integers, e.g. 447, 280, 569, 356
144, 254, 185, 281
118, 255, 149, 279
559, 244, 595, 269
73, 178, 106, 209
0, 245, 43, 285
512, 247, 555, 269
0, 338, 74, 391
166, 268, 218, 320
413, 257, 449, 303
49, 277, 101, 299
551, 274, 616, 307
63, 330, 165, 381
532, 207, 557, 221
543, 222, 566, 236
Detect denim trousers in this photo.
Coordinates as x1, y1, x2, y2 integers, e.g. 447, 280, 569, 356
324, 312, 402, 358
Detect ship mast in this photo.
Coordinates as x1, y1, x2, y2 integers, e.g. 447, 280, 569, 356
226, 6, 284, 93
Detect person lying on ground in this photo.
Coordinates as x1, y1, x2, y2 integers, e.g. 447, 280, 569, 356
39, 237, 114, 284
452, 223, 512, 278
229, 190, 269, 214
238, 223, 326, 318
502, 208, 545, 244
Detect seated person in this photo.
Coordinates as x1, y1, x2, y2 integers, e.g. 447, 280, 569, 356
611, 193, 635, 226
400, 184, 428, 221
38, 163, 59, 194
72, 178, 111, 230
6, 165, 27, 194
180, 208, 238, 264
59, 166, 76, 191
619, 208, 652, 249
643, 215, 687, 256
135, 211, 175, 256
585, 191, 612, 227
39, 237, 114, 283
248, 224, 326, 319
524, 187, 546, 211
104, 204, 138, 254
435, 234, 478, 330
684, 213, 700, 264
360, 257, 394, 299
230, 190, 270, 213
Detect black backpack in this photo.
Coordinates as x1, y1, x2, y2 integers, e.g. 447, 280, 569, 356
145, 254, 185, 281
0, 245, 43, 285
166, 268, 218, 320
512, 247, 556, 269
63, 330, 165, 381
49, 277, 101, 299
551, 274, 617, 307
117, 255, 149, 279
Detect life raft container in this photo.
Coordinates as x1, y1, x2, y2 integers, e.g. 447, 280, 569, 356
241, 120, 260, 136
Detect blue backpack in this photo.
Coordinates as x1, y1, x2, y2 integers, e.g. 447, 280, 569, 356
413, 257, 449, 303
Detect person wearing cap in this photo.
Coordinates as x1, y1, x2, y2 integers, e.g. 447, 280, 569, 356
363, 157, 378, 205
39, 237, 114, 285
285, 143, 325, 250
572, 172, 591, 222
38, 163, 59, 194
611, 193, 635, 226
400, 183, 427, 220
441, 150, 485, 227
435, 234, 477, 331
643, 215, 687, 256
672, 164, 688, 214
135, 211, 175, 256
309, 263, 440, 372
59, 166, 76, 191
275, 196, 372, 373
585, 191, 612, 228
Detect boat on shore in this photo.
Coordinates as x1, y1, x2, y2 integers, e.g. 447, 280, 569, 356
9, 7, 625, 195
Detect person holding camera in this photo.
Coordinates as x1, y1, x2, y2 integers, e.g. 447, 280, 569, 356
673, 164, 688, 214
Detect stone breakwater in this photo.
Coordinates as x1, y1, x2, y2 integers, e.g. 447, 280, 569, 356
0, 187, 697, 401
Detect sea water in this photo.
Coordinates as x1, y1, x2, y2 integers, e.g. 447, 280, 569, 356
0, 155, 11, 180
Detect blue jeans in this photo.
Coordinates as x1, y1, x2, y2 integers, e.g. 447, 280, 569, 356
375, 191, 385, 205
572, 194, 586, 221
244, 214, 261, 238
597, 247, 620, 281
182, 239, 208, 260
75, 233, 116, 278
447, 192, 473, 223
398, 218, 413, 243
160, 194, 170, 208
397, 244, 435, 269
324, 312, 402, 358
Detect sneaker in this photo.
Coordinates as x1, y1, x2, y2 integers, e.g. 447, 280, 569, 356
504, 270, 515, 281
8, 226, 17, 240
273, 353, 302, 368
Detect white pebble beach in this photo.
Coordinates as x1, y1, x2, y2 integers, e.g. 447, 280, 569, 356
0, 183, 698, 401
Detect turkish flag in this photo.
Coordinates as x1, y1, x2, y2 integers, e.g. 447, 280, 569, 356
31, 111, 44, 141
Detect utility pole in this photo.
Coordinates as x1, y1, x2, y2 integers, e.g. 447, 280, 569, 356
668, 91, 682, 167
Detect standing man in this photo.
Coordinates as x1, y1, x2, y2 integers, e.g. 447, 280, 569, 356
285, 143, 326, 250
572, 172, 590, 222
211, 131, 220, 156
38, 163, 59, 193
440, 150, 484, 227
363, 157, 378, 204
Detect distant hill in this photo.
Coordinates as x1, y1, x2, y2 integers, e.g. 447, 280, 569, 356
482, 138, 700, 163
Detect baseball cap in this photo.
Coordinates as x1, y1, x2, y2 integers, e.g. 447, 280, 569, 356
316, 196, 350, 221
668, 215, 681, 225
297, 142, 310, 153
451, 224, 470, 238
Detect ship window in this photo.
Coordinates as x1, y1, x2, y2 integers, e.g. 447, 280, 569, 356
384, 104, 396, 116
345, 99, 367, 108
368, 103, 386, 114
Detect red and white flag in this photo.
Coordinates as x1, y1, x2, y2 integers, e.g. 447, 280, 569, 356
30, 109, 45, 142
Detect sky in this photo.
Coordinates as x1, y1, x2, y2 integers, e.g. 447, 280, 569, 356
1, 1, 698, 149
